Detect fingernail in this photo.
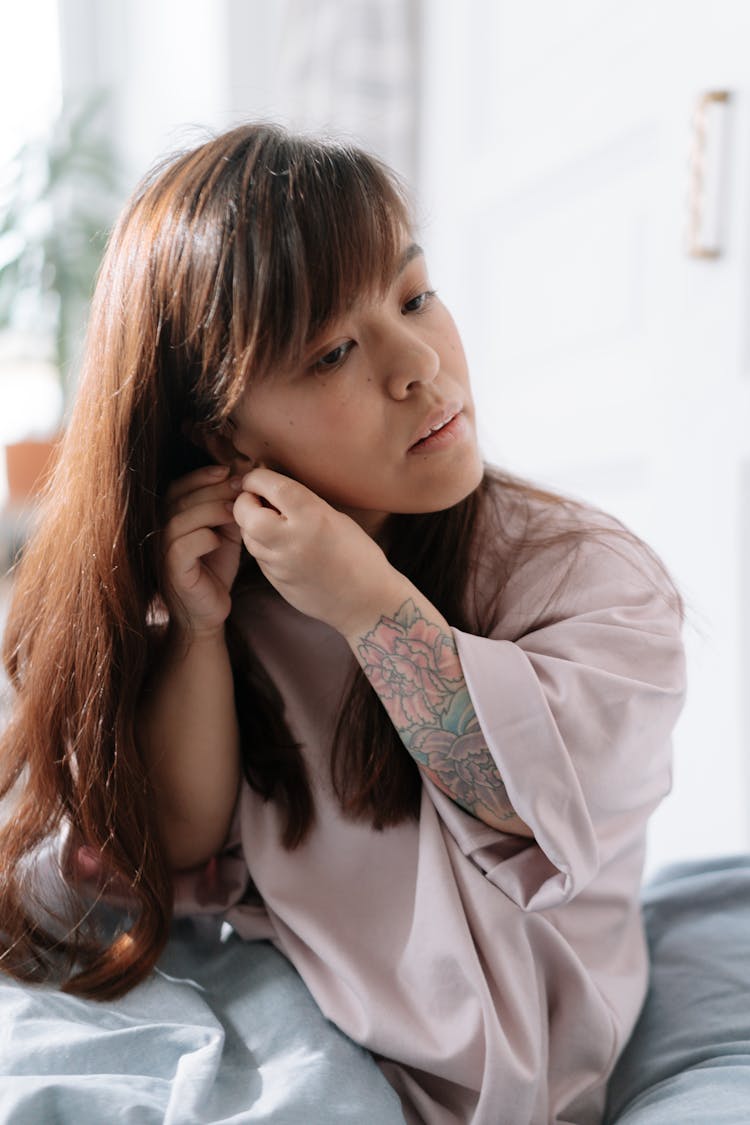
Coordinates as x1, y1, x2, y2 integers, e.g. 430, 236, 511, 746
224, 502, 236, 513
207, 464, 229, 477
229, 476, 243, 491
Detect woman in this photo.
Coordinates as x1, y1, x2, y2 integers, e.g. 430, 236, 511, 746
0, 123, 686, 1124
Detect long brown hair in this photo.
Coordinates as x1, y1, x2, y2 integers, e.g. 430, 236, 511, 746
0, 123, 685, 999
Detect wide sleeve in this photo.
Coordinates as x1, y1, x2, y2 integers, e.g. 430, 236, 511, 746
425, 529, 687, 911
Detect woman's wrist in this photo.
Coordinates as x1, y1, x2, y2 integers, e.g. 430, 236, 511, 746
166, 615, 229, 655
339, 568, 416, 646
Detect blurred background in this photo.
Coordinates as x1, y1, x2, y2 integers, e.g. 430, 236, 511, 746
1, 0, 748, 876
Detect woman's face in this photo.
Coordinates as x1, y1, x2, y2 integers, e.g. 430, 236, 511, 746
226, 243, 484, 536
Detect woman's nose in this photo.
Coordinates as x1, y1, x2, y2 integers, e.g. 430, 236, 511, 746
383, 330, 440, 399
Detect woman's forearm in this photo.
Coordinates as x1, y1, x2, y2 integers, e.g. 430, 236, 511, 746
138, 626, 241, 870
343, 588, 534, 837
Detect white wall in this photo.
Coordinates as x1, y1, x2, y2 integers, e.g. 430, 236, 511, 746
418, 0, 750, 876
59, 0, 236, 194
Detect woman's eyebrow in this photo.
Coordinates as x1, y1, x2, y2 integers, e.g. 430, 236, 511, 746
397, 242, 424, 273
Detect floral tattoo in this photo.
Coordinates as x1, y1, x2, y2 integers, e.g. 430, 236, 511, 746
356, 600, 519, 825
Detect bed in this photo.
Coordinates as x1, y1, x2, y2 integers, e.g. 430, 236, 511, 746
0, 855, 748, 1123
604, 853, 750, 1123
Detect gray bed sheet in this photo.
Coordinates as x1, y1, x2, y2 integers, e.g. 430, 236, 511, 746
1, 855, 748, 1123
605, 854, 750, 1124
0, 917, 406, 1124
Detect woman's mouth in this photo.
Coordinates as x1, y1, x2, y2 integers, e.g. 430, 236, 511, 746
407, 410, 466, 454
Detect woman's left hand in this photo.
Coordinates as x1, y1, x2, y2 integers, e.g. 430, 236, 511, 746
232, 467, 405, 638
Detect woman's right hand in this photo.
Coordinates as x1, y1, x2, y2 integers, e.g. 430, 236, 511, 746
161, 464, 243, 637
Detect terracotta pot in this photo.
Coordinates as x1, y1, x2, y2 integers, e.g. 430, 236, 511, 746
4, 438, 60, 503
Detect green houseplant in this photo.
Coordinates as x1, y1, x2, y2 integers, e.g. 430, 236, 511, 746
0, 92, 119, 410
0, 93, 119, 503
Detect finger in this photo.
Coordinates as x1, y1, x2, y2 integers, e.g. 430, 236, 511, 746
165, 477, 242, 522
233, 492, 287, 545
232, 488, 265, 515
165, 464, 230, 505
240, 466, 312, 516
165, 527, 225, 589
219, 518, 244, 544
162, 499, 237, 551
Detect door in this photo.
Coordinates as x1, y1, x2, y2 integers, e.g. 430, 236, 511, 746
419, 0, 750, 873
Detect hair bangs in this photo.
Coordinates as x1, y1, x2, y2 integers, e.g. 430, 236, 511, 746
129, 126, 413, 415
239, 134, 413, 384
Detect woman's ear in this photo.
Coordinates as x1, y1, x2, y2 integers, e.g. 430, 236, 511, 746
182, 420, 256, 474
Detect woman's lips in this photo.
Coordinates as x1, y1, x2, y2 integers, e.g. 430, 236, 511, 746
408, 402, 462, 448
407, 410, 467, 454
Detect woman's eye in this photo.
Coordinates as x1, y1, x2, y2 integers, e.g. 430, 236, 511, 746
402, 289, 437, 314
313, 341, 354, 371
